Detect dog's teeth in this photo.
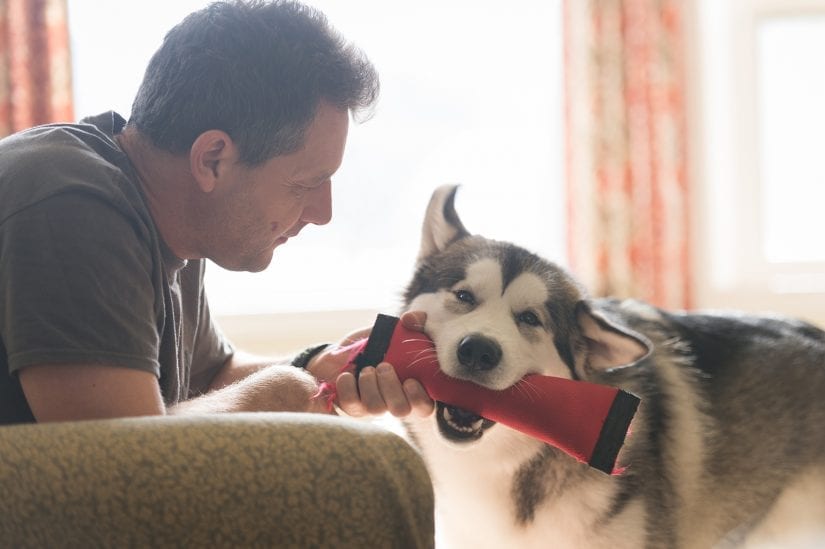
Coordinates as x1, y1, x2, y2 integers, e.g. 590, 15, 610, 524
440, 405, 483, 434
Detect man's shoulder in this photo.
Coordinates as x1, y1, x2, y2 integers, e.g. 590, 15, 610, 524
0, 114, 146, 227
0, 116, 127, 184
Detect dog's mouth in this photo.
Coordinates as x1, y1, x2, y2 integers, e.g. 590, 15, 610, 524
435, 401, 496, 442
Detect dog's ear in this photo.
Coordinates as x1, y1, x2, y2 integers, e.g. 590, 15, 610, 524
417, 184, 471, 261
575, 301, 651, 372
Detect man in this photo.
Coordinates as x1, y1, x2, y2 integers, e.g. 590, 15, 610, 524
0, 0, 432, 423
0, 1, 434, 544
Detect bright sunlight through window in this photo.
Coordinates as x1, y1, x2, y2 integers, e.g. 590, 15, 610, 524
758, 15, 825, 264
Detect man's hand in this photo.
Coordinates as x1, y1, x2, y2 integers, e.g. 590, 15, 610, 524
308, 311, 434, 419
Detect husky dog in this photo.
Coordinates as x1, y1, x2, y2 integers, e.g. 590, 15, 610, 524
401, 185, 825, 548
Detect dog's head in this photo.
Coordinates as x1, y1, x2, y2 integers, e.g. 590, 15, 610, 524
403, 185, 649, 445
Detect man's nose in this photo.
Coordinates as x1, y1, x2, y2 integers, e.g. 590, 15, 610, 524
303, 180, 332, 226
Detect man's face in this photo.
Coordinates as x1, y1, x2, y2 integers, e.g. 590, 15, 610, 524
200, 101, 349, 272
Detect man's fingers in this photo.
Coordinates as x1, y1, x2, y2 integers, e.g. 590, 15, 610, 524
337, 363, 433, 419
400, 310, 427, 332
375, 363, 412, 417
336, 368, 393, 417
404, 379, 435, 417
335, 372, 366, 416
355, 367, 387, 415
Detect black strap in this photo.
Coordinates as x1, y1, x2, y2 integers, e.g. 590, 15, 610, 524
588, 390, 640, 474
291, 343, 331, 369
352, 314, 399, 376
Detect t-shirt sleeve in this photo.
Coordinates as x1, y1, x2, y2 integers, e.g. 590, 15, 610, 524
0, 192, 161, 376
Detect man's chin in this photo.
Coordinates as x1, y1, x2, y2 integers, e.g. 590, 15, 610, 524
247, 249, 276, 272
213, 250, 274, 273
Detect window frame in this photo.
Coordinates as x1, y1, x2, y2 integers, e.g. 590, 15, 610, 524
687, 0, 825, 326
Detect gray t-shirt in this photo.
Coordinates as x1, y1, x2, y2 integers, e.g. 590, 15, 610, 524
0, 111, 234, 424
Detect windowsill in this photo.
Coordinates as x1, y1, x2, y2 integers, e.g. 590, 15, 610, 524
215, 308, 387, 357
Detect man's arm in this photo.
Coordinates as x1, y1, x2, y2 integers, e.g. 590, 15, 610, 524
18, 359, 328, 423
203, 311, 434, 418
205, 350, 288, 391
18, 364, 166, 422
17, 344, 426, 423
18, 312, 435, 423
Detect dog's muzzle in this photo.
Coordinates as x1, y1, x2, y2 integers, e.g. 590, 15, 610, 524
434, 334, 502, 442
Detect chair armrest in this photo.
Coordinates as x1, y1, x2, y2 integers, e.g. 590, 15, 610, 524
0, 413, 433, 548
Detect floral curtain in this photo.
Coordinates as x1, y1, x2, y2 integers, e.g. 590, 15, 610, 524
0, 0, 73, 137
564, 0, 691, 309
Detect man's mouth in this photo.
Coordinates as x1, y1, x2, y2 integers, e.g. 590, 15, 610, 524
273, 228, 302, 248
435, 401, 496, 442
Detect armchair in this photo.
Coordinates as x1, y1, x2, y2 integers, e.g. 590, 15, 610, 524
0, 412, 434, 548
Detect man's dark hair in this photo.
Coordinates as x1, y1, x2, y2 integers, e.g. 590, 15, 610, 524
128, 0, 379, 165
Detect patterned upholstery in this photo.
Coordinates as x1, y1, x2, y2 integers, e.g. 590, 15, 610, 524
0, 413, 434, 548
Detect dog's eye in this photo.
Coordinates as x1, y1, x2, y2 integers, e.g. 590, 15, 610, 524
454, 290, 476, 305
517, 311, 542, 327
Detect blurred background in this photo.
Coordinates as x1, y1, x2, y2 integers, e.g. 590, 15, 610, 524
4, 0, 825, 354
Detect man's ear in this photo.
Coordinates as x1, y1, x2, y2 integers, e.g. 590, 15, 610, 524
417, 184, 471, 261
189, 130, 236, 193
575, 301, 651, 372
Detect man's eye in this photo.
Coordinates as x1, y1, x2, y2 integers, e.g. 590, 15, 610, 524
517, 311, 542, 327
454, 290, 476, 305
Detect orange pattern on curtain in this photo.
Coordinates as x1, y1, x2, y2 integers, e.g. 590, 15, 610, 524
564, 0, 691, 309
0, 0, 73, 137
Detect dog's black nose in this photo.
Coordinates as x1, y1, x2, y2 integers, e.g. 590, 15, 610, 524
457, 335, 502, 371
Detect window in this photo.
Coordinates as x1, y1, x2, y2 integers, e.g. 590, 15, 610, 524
68, 1, 564, 351
757, 14, 825, 264
690, 0, 825, 325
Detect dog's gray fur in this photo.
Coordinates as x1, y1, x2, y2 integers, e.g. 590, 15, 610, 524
401, 185, 825, 548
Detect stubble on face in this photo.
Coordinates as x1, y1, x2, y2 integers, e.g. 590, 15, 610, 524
193, 102, 348, 272
210, 174, 281, 272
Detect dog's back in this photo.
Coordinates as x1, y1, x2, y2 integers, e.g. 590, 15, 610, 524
592, 300, 825, 547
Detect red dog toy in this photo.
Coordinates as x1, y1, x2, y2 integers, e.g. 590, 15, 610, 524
332, 314, 639, 475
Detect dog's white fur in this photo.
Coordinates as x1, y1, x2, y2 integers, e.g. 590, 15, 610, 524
405, 268, 648, 548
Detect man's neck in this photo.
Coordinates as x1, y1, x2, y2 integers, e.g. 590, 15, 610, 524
115, 128, 198, 260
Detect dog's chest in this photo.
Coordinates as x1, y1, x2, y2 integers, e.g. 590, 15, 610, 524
420, 431, 646, 548
432, 469, 645, 549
